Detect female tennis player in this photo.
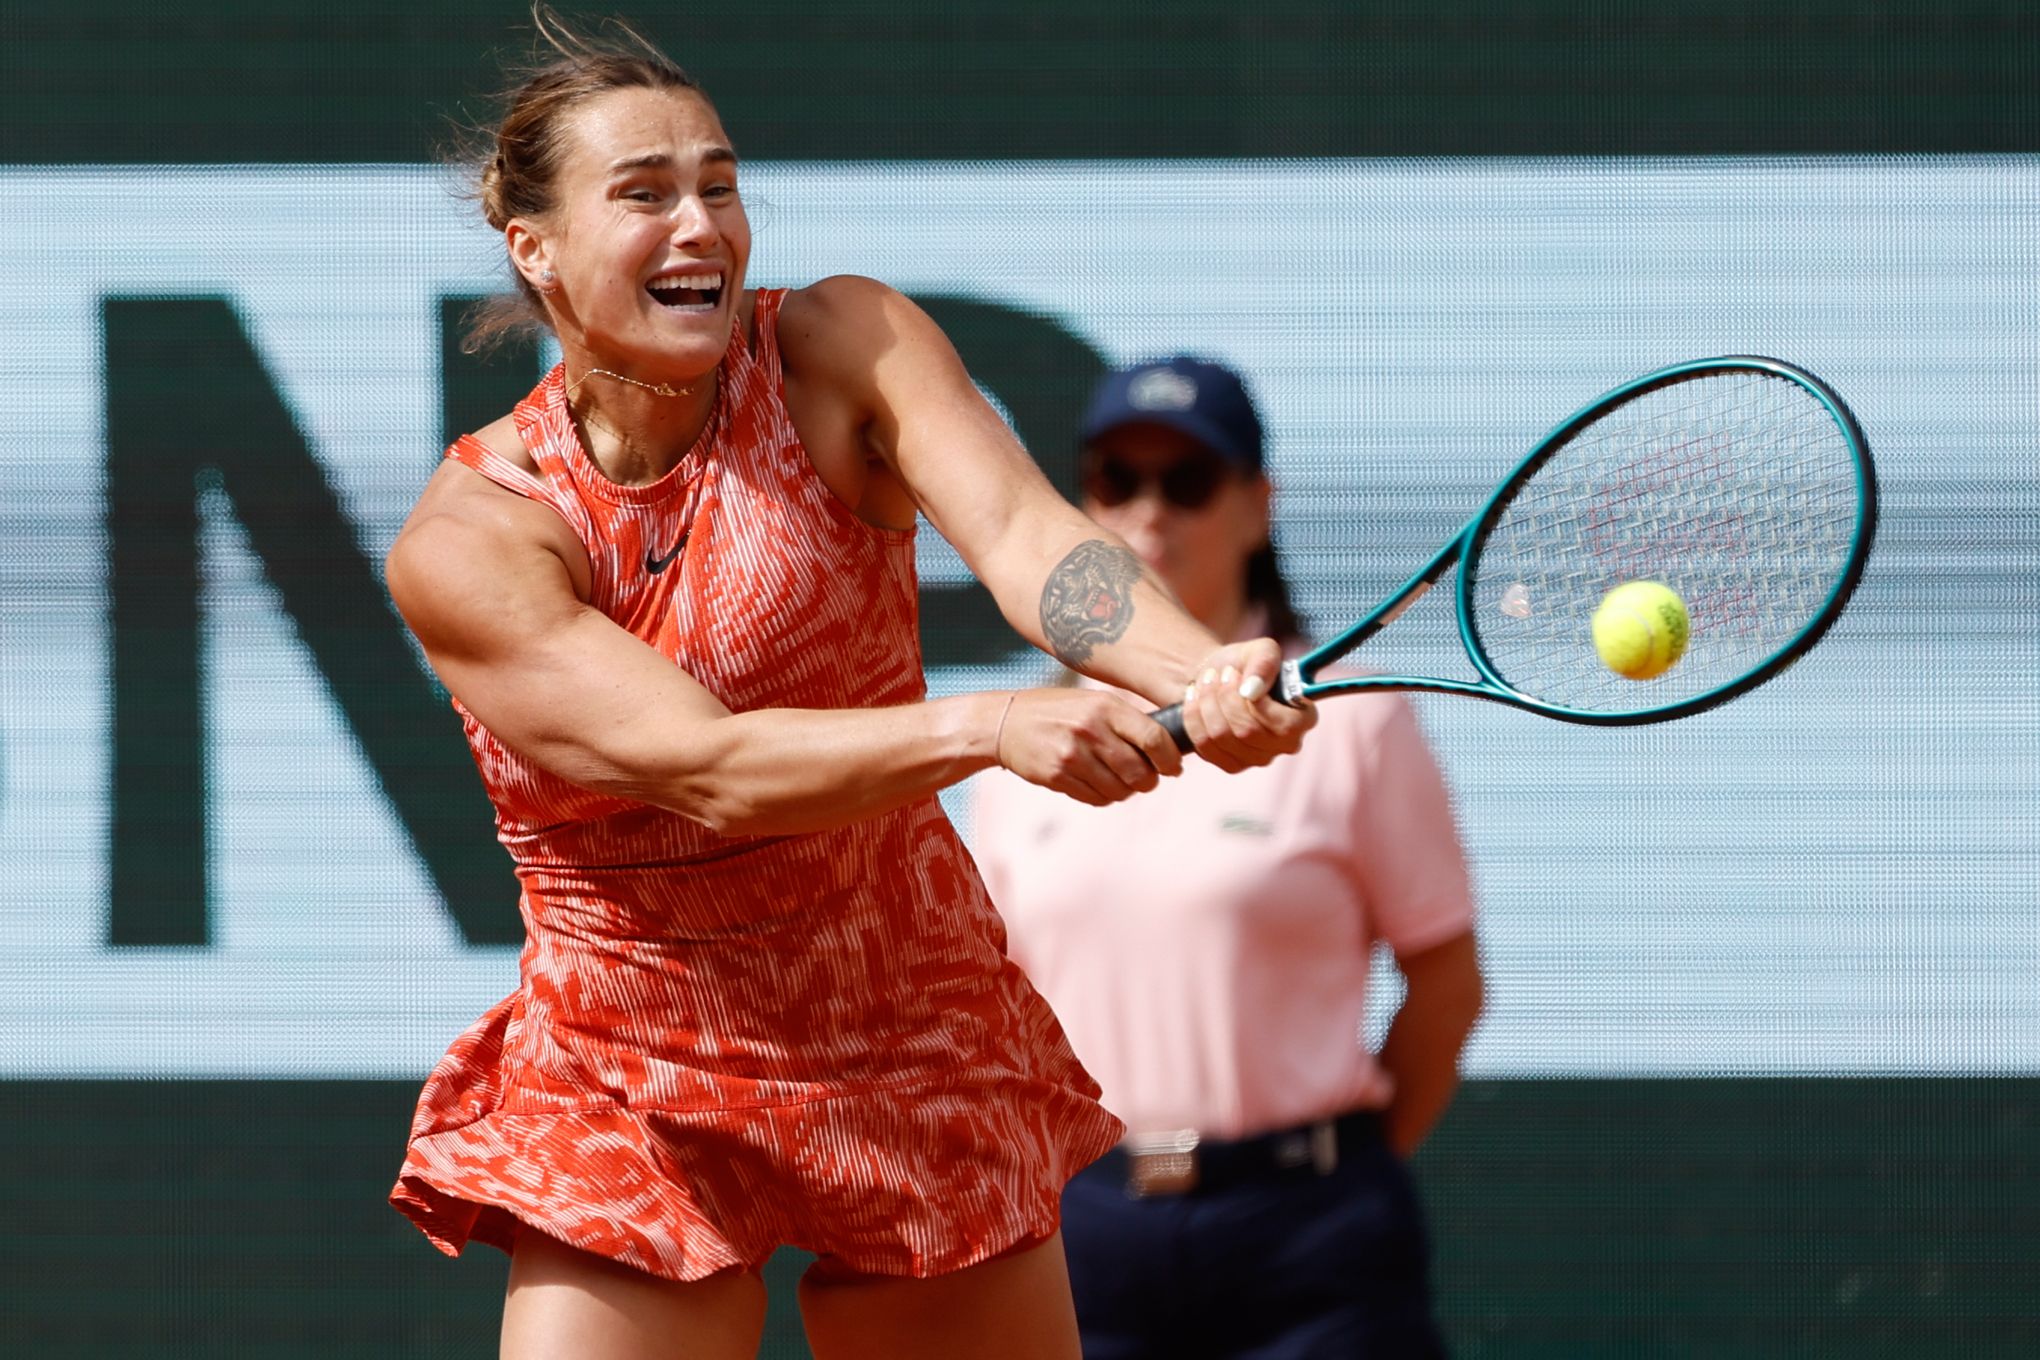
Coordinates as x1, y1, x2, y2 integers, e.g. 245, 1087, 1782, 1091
384, 11, 1312, 1358
973, 357, 1485, 1358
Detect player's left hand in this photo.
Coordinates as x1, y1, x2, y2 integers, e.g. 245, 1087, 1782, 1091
1179, 637, 1316, 772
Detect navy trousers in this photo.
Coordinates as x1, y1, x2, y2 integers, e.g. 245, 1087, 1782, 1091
1060, 1130, 1448, 1359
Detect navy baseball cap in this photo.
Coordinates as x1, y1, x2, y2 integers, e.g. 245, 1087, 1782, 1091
1079, 356, 1264, 471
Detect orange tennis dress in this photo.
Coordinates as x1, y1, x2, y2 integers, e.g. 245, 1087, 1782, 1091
390, 288, 1121, 1281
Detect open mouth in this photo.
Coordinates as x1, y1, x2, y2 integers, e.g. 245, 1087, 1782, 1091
646, 270, 725, 313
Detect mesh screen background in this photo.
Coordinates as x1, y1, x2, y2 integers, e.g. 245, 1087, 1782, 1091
2, 4, 2036, 1356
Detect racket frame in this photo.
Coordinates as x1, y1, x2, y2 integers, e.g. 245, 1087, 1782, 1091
1287, 356, 1878, 726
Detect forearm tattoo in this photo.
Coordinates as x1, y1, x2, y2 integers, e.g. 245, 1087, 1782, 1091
1039, 540, 1142, 667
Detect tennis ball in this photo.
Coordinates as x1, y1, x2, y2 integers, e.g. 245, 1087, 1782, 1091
1592, 581, 1690, 680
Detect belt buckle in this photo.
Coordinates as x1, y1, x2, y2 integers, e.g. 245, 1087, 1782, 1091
1270, 1119, 1340, 1175
1123, 1129, 1200, 1198
1311, 1118, 1339, 1174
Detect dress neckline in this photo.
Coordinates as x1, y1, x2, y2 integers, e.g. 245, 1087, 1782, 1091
521, 302, 756, 509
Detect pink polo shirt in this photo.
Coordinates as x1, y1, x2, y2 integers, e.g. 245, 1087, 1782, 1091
969, 681, 1474, 1141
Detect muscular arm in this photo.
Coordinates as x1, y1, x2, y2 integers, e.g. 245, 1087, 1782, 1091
1377, 930, 1485, 1157
777, 277, 1231, 705
386, 466, 1178, 836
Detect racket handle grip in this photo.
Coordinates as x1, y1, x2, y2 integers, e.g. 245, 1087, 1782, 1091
1149, 702, 1195, 754
1148, 661, 1302, 754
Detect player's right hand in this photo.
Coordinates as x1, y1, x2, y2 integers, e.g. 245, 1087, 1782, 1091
995, 689, 1184, 806
1179, 637, 1317, 773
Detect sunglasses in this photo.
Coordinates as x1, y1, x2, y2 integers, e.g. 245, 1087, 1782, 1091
1081, 454, 1236, 511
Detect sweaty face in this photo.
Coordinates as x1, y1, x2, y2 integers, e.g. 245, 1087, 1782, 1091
1080, 423, 1271, 634
517, 86, 752, 385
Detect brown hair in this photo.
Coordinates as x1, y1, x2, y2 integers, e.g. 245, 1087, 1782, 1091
460, 5, 707, 353
1247, 540, 1307, 647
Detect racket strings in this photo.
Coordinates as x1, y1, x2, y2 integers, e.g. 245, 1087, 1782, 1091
1468, 371, 1862, 714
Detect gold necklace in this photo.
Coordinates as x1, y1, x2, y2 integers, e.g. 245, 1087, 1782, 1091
565, 366, 695, 399
569, 372, 723, 481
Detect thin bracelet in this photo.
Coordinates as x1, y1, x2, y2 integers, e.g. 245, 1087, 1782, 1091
992, 692, 1019, 768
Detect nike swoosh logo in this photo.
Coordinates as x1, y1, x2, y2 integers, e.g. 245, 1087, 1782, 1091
645, 532, 689, 575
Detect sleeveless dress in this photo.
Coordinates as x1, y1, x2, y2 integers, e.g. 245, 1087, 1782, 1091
389, 288, 1122, 1281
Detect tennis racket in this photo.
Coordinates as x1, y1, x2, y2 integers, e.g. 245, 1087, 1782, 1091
1153, 355, 1877, 747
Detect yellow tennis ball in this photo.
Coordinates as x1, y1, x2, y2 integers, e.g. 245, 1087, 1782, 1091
1592, 581, 1690, 680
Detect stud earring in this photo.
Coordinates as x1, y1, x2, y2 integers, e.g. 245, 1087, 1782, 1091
538, 269, 558, 292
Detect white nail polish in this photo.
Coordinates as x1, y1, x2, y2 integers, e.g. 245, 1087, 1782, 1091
1238, 674, 1268, 701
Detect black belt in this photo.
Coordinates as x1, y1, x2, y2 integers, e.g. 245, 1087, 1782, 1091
1088, 1109, 1385, 1199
